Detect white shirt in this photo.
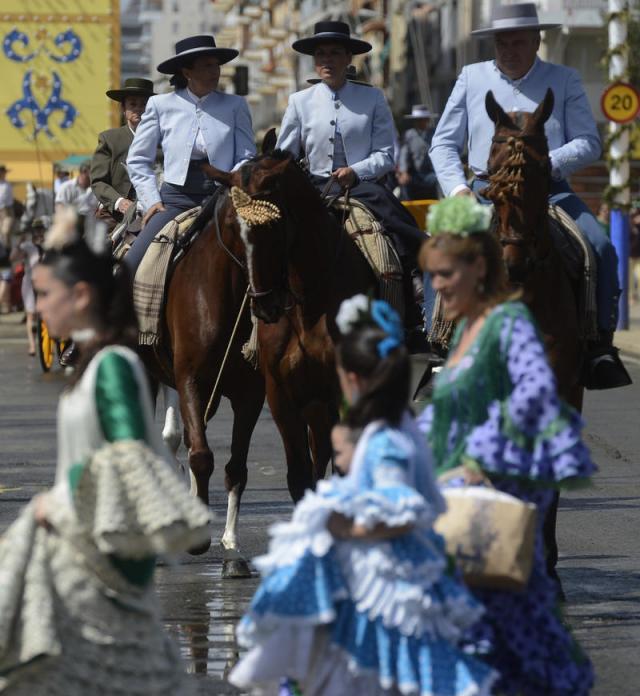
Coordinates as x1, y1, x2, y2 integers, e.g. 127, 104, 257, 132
0, 181, 14, 208
55, 177, 99, 216
187, 88, 213, 160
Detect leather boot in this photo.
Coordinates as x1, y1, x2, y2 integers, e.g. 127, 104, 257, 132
584, 332, 632, 390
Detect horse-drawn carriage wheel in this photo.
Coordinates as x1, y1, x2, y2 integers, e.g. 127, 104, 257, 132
36, 315, 55, 373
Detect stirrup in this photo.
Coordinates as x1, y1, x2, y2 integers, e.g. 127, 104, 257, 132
583, 348, 632, 390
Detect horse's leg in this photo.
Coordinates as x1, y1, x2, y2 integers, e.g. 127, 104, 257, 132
305, 400, 337, 483
161, 385, 182, 458
220, 381, 264, 579
266, 379, 314, 502
176, 371, 214, 527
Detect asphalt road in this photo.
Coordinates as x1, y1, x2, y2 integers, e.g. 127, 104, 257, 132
1, 317, 639, 694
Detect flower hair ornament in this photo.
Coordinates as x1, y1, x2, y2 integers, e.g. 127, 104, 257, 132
427, 196, 493, 237
43, 207, 80, 250
336, 294, 404, 358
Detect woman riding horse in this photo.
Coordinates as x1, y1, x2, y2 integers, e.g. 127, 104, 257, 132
275, 21, 431, 340
125, 34, 256, 273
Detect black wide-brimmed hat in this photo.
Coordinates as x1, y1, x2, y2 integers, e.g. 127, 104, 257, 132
157, 35, 239, 74
292, 21, 372, 56
106, 78, 156, 102
472, 3, 560, 36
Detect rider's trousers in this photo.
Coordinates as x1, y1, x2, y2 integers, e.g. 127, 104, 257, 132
124, 160, 213, 274
471, 178, 619, 332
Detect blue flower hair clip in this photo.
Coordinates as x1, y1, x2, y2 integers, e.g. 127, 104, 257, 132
371, 300, 404, 358
336, 295, 404, 358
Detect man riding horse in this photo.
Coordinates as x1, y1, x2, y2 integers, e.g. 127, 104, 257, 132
429, 2, 630, 390
90, 78, 156, 232
125, 34, 256, 273
275, 21, 433, 345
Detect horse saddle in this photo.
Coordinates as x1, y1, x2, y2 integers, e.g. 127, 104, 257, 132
130, 189, 224, 347
546, 204, 598, 340
330, 196, 405, 320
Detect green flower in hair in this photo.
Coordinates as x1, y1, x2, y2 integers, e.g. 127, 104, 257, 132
427, 197, 493, 236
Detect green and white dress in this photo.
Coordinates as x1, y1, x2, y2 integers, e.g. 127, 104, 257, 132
0, 346, 210, 695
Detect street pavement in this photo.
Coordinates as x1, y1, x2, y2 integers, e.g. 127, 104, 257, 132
1, 305, 639, 694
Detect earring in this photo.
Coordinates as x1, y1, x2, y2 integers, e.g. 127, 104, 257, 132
477, 279, 486, 296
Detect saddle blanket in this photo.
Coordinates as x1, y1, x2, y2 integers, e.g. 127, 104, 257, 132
332, 196, 405, 319
133, 207, 201, 346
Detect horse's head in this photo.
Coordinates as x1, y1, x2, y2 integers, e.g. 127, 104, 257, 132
483, 88, 554, 279
232, 150, 298, 323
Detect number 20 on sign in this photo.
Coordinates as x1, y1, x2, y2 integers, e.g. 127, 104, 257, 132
601, 83, 640, 124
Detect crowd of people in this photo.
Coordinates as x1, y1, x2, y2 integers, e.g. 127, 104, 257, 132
0, 1, 637, 694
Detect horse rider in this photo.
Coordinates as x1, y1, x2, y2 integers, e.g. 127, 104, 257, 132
90, 78, 156, 232
398, 105, 440, 201
125, 34, 256, 273
276, 21, 431, 343
429, 1, 630, 389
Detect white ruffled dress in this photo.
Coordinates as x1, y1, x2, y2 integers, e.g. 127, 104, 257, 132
0, 346, 211, 695
229, 416, 496, 695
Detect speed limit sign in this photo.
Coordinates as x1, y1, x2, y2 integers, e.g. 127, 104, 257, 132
601, 83, 640, 124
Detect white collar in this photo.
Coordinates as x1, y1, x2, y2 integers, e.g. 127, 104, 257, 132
493, 56, 539, 85
186, 87, 213, 104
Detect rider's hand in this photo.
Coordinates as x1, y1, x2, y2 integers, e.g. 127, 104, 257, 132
142, 202, 166, 228
117, 199, 134, 214
454, 187, 475, 198
397, 171, 411, 186
332, 167, 357, 188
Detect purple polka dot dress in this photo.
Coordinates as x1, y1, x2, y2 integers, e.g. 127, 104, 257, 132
417, 301, 595, 696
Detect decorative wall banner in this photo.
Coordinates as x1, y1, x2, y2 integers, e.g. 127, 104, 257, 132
0, 0, 120, 170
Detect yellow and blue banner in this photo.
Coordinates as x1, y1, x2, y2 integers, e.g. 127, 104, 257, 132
0, 0, 120, 190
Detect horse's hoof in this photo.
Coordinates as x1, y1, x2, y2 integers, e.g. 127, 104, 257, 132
188, 537, 212, 556
222, 557, 252, 579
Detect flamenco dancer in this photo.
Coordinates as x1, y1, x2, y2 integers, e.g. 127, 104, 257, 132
229, 295, 496, 695
418, 196, 595, 695
0, 210, 210, 695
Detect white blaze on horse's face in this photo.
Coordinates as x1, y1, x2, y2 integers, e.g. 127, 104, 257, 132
237, 216, 256, 291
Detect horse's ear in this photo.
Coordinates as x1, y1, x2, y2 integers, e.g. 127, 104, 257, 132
532, 88, 554, 127
485, 90, 513, 128
201, 163, 232, 186
262, 128, 277, 155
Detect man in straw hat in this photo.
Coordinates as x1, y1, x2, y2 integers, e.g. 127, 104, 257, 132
125, 34, 255, 272
277, 21, 430, 342
429, 2, 629, 390
90, 78, 156, 230
398, 105, 439, 201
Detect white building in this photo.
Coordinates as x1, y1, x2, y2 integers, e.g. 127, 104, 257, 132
150, 0, 226, 89
120, 0, 163, 83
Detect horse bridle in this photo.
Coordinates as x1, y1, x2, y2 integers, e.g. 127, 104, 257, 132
214, 171, 346, 308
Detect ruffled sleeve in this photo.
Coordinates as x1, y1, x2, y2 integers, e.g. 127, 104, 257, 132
342, 430, 438, 530
465, 310, 596, 484
70, 350, 211, 564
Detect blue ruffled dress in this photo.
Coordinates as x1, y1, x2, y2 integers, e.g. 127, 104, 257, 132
417, 301, 595, 696
229, 415, 496, 695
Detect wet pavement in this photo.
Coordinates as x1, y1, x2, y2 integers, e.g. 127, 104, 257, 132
1, 312, 640, 694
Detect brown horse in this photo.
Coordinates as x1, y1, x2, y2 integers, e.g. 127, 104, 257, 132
483, 88, 585, 410
482, 88, 586, 586
214, 151, 376, 500
141, 184, 265, 577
